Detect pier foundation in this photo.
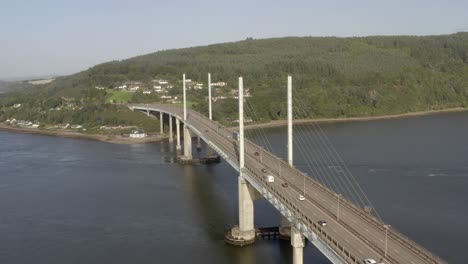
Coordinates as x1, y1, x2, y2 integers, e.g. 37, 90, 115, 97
291, 226, 305, 264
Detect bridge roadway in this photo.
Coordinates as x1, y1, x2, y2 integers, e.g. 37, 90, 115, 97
131, 103, 446, 264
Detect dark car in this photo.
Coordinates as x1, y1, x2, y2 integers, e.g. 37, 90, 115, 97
281, 182, 289, 188
318, 220, 327, 227
254, 152, 259, 156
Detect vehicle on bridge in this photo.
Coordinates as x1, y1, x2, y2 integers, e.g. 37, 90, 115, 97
281, 182, 288, 188
297, 195, 305, 201
363, 259, 384, 264
263, 175, 274, 183
318, 220, 327, 227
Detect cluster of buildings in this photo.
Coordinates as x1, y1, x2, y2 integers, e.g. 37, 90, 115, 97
99, 125, 136, 130
117, 81, 142, 92
97, 77, 253, 104
5, 119, 40, 128
51, 123, 84, 130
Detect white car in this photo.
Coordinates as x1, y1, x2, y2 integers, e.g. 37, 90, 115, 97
363, 259, 377, 264
263, 175, 274, 183
318, 220, 327, 227
297, 195, 305, 201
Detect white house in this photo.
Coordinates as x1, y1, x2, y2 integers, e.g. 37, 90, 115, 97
143, 91, 152, 94
130, 130, 147, 138
129, 85, 140, 91
211, 81, 227, 87
153, 85, 163, 92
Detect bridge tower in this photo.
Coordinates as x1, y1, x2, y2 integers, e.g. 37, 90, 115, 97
181, 73, 193, 160
225, 77, 258, 246
206, 73, 214, 157
280, 76, 294, 240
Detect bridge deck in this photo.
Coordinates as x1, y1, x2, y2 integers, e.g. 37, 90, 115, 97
130, 104, 446, 264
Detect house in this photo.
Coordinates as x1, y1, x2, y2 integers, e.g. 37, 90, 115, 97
129, 85, 140, 91
194, 83, 204, 90
95, 86, 105, 90
13, 103, 21, 108
118, 84, 127, 90
161, 95, 172, 99
153, 85, 163, 92
130, 130, 147, 138
211, 81, 227, 87
185, 79, 192, 83
143, 91, 152, 94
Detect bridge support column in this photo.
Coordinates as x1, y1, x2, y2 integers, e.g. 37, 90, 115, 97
176, 118, 181, 151
291, 226, 305, 264
196, 136, 202, 151
225, 176, 256, 246
168, 115, 173, 143
182, 126, 192, 160
160, 112, 164, 135
279, 215, 291, 240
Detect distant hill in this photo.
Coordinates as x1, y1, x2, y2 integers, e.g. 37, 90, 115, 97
1, 33, 468, 128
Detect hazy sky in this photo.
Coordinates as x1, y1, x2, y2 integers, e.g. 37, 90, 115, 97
1, 0, 467, 80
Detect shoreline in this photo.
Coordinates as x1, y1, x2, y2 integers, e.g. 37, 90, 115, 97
0, 124, 167, 144
243, 107, 468, 130
2, 107, 467, 143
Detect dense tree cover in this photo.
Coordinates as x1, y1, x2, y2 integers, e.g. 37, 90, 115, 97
1, 33, 468, 127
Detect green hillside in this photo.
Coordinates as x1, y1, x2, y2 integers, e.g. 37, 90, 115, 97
1, 33, 468, 130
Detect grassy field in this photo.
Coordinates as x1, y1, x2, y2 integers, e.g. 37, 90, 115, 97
107, 90, 134, 103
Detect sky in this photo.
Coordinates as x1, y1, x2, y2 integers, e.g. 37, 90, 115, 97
0, 0, 467, 80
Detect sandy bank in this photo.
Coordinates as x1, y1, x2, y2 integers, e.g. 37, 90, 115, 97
0, 124, 167, 144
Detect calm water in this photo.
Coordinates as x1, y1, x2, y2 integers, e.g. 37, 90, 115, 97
1, 112, 467, 264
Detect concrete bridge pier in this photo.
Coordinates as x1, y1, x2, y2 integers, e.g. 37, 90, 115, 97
168, 115, 173, 143
279, 215, 291, 240
182, 125, 192, 160
196, 136, 202, 151
176, 118, 181, 151
291, 226, 305, 264
160, 112, 164, 135
225, 176, 258, 246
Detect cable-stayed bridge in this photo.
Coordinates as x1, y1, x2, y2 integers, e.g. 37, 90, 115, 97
128, 74, 446, 264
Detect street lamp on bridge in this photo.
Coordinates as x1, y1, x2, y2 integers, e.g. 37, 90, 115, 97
336, 193, 342, 221
384, 224, 391, 258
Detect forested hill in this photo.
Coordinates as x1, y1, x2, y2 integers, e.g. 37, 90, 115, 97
1, 33, 468, 130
